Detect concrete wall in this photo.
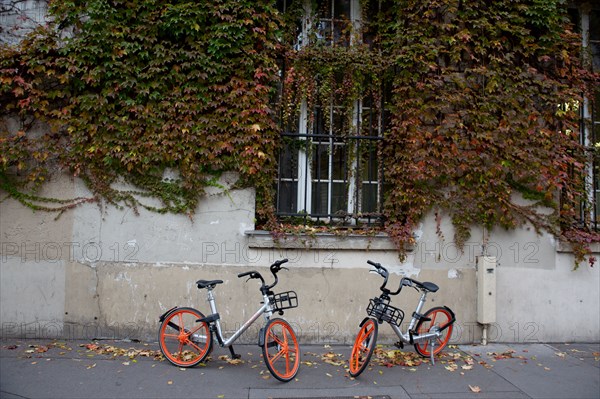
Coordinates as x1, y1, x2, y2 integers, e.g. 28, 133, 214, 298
1, 175, 599, 344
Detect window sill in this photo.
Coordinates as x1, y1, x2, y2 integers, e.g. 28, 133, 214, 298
245, 230, 405, 251
556, 240, 600, 254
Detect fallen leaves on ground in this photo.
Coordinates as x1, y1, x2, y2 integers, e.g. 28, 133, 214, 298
25, 345, 50, 354
80, 342, 163, 361
218, 355, 244, 365
371, 348, 424, 368
486, 349, 526, 360
321, 351, 345, 366
469, 384, 481, 393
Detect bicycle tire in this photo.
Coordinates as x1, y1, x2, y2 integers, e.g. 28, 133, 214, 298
261, 318, 300, 382
413, 306, 454, 358
349, 317, 378, 377
158, 307, 213, 367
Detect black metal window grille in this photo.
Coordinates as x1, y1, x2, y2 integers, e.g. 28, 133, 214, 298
589, 6, 600, 228
568, 6, 600, 230
276, 97, 385, 226
275, 0, 387, 227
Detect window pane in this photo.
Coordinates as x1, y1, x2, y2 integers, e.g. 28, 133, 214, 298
592, 43, 600, 72
311, 182, 328, 214
567, 8, 581, 33
361, 182, 378, 213
331, 144, 347, 180
590, 10, 600, 41
278, 181, 297, 214
312, 143, 329, 180
331, 182, 348, 214
313, 106, 325, 136
314, 0, 353, 46
360, 145, 378, 182
279, 143, 298, 179
333, 0, 350, 19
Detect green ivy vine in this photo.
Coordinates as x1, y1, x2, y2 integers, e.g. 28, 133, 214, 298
1, 0, 283, 220
278, 0, 599, 267
1, 0, 599, 267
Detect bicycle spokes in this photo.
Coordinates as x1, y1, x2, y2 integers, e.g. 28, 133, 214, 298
262, 318, 299, 382
349, 318, 378, 377
158, 308, 212, 367
414, 307, 454, 358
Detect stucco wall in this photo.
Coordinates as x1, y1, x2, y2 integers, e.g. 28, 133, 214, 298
1, 175, 599, 344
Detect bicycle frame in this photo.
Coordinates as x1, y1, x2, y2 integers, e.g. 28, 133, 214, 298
204, 287, 274, 347
389, 289, 440, 345
158, 258, 300, 381
359, 260, 455, 365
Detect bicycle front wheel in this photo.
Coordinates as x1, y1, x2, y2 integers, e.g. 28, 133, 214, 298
349, 317, 378, 378
158, 307, 212, 367
413, 306, 454, 358
261, 318, 300, 382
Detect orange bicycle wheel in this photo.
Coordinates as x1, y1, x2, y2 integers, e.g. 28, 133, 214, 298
349, 317, 378, 377
261, 318, 300, 382
158, 307, 212, 367
414, 306, 454, 358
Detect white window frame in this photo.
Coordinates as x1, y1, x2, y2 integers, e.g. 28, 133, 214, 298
282, 0, 383, 224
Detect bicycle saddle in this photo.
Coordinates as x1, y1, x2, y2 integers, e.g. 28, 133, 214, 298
196, 279, 223, 289
421, 281, 439, 292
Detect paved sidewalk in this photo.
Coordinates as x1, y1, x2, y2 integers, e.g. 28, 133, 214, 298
1, 339, 598, 399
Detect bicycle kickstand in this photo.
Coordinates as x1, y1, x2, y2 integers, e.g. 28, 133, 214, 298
429, 339, 436, 365
229, 345, 241, 360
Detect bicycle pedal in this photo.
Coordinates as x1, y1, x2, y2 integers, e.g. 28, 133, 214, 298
394, 341, 404, 349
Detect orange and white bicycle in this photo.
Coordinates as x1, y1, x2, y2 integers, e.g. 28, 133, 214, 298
158, 259, 300, 382
349, 260, 456, 377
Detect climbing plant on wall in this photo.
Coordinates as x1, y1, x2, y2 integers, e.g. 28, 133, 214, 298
278, 0, 599, 266
1, 0, 598, 265
380, 0, 599, 264
1, 0, 283, 220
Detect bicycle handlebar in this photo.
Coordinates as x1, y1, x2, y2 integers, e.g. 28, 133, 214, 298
237, 259, 289, 293
367, 260, 419, 296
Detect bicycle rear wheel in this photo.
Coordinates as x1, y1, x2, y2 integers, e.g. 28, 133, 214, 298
261, 318, 300, 382
349, 317, 378, 377
413, 306, 454, 358
158, 307, 212, 367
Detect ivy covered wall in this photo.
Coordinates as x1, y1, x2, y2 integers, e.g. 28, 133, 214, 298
1, 0, 599, 265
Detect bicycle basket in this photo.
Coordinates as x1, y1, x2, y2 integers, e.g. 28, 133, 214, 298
270, 291, 298, 311
367, 298, 404, 326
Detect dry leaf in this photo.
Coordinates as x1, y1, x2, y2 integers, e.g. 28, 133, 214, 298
469, 385, 481, 393
445, 364, 458, 372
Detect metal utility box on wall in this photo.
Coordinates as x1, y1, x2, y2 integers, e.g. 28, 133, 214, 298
476, 256, 497, 324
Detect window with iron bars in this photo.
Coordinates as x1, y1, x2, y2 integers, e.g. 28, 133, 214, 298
275, 0, 387, 227
568, 5, 600, 229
